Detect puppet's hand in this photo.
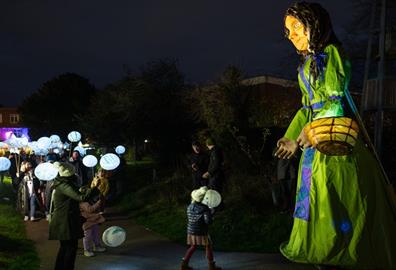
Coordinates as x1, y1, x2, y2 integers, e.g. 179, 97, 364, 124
275, 137, 298, 159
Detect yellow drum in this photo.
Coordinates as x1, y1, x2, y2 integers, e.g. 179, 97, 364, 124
303, 117, 359, 156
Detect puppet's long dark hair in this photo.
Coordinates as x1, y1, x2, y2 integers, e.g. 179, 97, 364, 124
285, 2, 344, 81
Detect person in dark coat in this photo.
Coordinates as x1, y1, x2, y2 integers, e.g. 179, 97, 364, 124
191, 141, 209, 189
68, 150, 88, 187
49, 162, 98, 270
8, 153, 20, 191
202, 138, 225, 193
180, 186, 221, 270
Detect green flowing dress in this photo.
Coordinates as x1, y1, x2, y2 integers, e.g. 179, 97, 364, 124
279, 44, 396, 269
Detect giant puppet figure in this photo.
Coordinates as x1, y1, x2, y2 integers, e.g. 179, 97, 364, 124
275, 2, 396, 269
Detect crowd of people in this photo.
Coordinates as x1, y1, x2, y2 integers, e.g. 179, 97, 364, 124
0, 147, 126, 270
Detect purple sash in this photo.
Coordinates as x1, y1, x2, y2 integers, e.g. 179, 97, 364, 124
293, 147, 316, 221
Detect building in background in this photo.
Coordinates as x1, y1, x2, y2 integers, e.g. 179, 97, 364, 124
0, 107, 30, 141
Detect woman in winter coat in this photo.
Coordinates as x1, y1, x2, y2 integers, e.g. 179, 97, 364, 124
48, 162, 98, 270
180, 186, 221, 270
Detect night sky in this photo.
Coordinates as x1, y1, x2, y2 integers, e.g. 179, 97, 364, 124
1, 0, 355, 106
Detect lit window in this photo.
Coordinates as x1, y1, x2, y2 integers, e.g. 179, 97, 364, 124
0, 114, 2, 123
9, 114, 19, 124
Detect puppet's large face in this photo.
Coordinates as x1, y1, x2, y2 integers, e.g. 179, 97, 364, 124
285, 15, 308, 52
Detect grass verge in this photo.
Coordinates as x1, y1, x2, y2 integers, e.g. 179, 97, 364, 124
0, 177, 40, 270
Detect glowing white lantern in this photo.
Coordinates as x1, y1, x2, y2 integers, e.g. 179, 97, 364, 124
67, 131, 81, 142
201, 189, 222, 208
82, 155, 98, 168
100, 153, 120, 170
34, 162, 58, 181
36, 149, 49, 156
37, 137, 52, 149
115, 145, 126, 155
6, 134, 19, 148
102, 226, 126, 247
50, 142, 60, 149
18, 137, 29, 147
28, 141, 40, 153
50, 135, 61, 143
0, 157, 11, 172
73, 146, 86, 157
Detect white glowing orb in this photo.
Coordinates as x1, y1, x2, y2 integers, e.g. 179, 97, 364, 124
0, 157, 11, 172
28, 141, 40, 152
18, 137, 29, 147
102, 226, 126, 247
100, 153, 120, 171
115, 145, 126, 155
36, 149, 49, 156
37, 137, 52, 149
6, 134, 19, 148
82, 155, 98, 168
202, 189, 222, 208
67, 131, 81, 142
34, 162, 58, 181
50, 135, 61, 143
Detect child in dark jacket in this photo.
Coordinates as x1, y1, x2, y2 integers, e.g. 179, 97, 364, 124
180, 186, 221, 270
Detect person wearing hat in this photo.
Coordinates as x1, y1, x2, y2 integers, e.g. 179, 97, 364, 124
202, 137, 225, 193
180, 186, 221, 270
49, 161, 99, 270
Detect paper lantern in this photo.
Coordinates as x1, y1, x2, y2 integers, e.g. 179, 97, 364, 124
9, 148, 20, 154
6, 134, 19, 148
201, 189, 222, 208
115, 145, 126, 155
102, 226, 126, 247
37, 137, 52, 149
36, 149, 49, 156
28, 141, 39, 152
73, 146, 86, 157
18, 137, 29, 147
50, 141, 62, 149
100, 153, 120, 170
0, 157, 11, 172
34, 162, 58, 181
67, 131, 81, 142
50, 135, 61, 143
82, 155, 98, 168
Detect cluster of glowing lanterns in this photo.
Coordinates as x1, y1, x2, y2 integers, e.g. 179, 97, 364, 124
0, 131, 127, 181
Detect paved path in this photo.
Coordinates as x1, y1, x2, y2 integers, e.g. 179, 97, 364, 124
25, 211, 316, 270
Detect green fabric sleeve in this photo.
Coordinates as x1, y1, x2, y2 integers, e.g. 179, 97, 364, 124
58, 182, 92, 202
284, 108, 309, 140
313, 45, 348, 120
